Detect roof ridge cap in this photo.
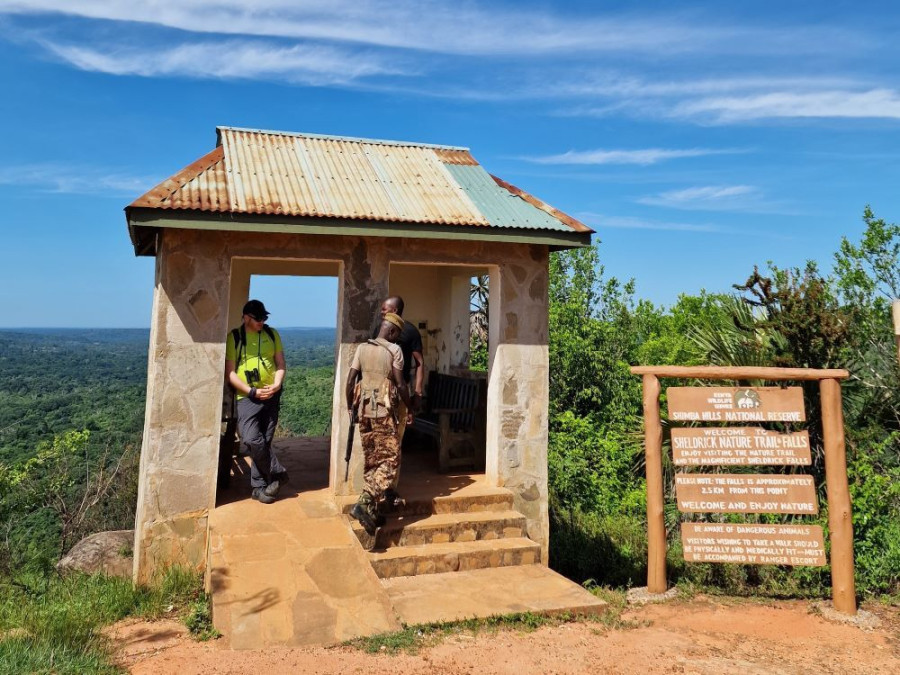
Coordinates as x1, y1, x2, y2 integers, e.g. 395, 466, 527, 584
216, 125, 471, 152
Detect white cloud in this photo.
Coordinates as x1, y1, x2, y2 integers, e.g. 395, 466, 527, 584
549, 74, 900, 124
673, 89, 900, 122
653, 185, 756, 202
42, 39, 403, 83
0, 163, 156, 195
0, 1, 865, 57
638, 185, 767, 211
550, 74, 861, 100
524, 147, 739, 166
580, 212, 794, 240
580, 213, 727, 233
2, 0, 896, 128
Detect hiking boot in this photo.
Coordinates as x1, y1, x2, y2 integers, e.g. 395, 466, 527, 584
251, 487, 276, 504
379, 488, 405, 514
350, 503, 377, 535
264, 473, 289, 497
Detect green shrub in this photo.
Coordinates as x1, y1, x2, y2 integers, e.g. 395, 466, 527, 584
549, 506, 647, 588
549, 412, 644, 517
847, 430, 900, 596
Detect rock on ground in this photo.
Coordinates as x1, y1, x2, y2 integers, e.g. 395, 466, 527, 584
57, 529, 134, 577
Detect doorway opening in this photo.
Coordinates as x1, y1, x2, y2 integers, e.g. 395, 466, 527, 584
216, 260, 339, 506
387, 263, 493, 477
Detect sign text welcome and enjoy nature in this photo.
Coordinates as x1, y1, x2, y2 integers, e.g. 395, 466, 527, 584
630, 365, 856, 615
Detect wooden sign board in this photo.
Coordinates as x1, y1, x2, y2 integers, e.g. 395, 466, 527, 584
668, 387, 806, 423
672, 428, 811, 466
682, 523, 825, 566
675, 474, 818, 514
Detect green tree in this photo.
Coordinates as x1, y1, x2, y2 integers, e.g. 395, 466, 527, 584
834, 207, 900, 430
835, 206, 900, 304
548, 245, 640, 425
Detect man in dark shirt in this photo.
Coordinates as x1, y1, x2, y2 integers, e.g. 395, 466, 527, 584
373, 296, 424, 410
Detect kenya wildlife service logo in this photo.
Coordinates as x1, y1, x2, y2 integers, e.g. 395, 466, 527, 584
735, 389, 761, 409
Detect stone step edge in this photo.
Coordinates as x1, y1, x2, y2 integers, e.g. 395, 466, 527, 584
380, 509, 526, 530
368, 537, 541, 579
368, 536, 540, 562
349, 509, 526, 536
349, 510, 528, 547
336, 488, 515, 515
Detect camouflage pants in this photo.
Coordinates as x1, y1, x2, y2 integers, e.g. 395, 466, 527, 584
360, 414, 402, 501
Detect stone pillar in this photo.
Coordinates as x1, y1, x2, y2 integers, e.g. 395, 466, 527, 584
133, 230, 231, 583
227, 261, 252, 330
330, 239, 390, 495
485, 251, 550, 563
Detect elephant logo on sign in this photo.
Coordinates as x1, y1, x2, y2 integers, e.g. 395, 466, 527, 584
735, 389, 761, 409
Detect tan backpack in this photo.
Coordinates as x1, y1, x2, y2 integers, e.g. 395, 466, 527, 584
354, 339, 398, 419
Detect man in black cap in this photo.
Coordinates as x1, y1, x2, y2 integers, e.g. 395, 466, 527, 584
225, 299, 288, 503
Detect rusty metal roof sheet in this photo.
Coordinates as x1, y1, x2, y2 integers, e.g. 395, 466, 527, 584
131, 146, 228, 212
128, 127, 590, 234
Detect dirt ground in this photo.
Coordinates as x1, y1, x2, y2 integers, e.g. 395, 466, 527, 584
109, 596, 900, 674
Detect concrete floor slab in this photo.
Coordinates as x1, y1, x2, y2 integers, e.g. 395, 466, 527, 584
382, 565, 608, 625
209, 436, 400, 648
210, 437, 603, 647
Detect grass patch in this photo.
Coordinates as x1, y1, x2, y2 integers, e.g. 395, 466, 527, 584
344, 605, 633, 655
0, 565, 218, 674
0, 636, 121, 675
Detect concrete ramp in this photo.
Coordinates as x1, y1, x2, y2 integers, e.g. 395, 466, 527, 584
383, 565, 607, 625
208, 437, 399, 648
210, 437, 604, 648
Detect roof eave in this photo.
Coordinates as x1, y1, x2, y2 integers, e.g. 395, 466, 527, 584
126, 208, 592, 257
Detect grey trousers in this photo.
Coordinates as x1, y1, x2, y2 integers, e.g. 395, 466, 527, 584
237, 393, 286, 489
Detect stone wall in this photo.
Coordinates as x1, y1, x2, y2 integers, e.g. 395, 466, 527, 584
133, 230, 231, 582
485, 252, 550, 563
133, 228, 551, 581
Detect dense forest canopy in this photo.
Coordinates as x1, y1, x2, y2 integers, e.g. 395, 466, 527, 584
0, 327, 336, 569
0, 207, 898, 599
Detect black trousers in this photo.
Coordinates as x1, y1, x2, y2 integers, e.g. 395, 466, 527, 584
236, 392, 285, 488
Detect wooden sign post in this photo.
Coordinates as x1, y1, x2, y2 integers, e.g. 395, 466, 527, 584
630, 365, 856, 615
893, 300, 900, 367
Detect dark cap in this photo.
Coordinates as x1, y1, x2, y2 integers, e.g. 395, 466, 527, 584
242, 299, 270, 321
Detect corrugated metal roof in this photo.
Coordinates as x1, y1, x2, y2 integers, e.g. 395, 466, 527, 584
444, 164, 570, 231
132, 146, 228, 212
223, 127, 490, 225
128, 126, 591, 234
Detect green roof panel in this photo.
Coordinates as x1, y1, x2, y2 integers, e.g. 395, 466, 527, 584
445, 164, 571, 232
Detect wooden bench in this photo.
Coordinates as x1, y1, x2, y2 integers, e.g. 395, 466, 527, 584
412, 371, 486, 472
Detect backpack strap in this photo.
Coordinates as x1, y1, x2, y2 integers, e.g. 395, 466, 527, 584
231, 327, 244, 367
231, 324, 277, 367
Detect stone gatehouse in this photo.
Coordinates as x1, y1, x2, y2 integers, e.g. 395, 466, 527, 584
125, 126, 592, 585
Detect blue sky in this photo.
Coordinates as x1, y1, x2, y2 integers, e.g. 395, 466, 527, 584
0, 1, 898, 328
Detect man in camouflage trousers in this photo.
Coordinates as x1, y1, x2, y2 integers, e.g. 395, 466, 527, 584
346, 312, 414, 542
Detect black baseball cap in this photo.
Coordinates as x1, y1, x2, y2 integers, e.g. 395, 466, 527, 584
242, 299, 270, 321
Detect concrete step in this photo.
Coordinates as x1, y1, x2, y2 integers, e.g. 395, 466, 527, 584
351, 509, 528, 548
368, 537, 541, 579
338, 486, 515, 517
382, 566, 608, 625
